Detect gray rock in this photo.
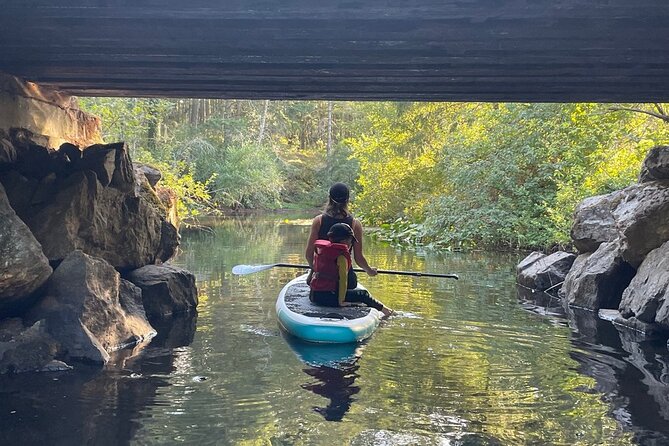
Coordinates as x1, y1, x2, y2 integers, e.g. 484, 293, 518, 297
78, 143, 116, 187
81, 142, 135, 193
619, 241, 669, 324
560, 242, 636, 310
126, 264, 198, 320
29, 250, 156, 363
0, 130, 17, 165
157, 220, 180, 263
135, 163, 162, 188
570, 191, 621, 253
639, 145, 669, 182
40, 359, 73, 372
0, 182, 52, 314
516, 251, 545, 274
19, 170, 167, 269
613, 181, 669, 267
0, 319, 59, 374
517, 251, 576, 292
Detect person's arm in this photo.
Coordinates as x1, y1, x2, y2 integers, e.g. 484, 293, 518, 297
305, 215, 322, 268
336, 255, 349, 305
351, 218, 377, 276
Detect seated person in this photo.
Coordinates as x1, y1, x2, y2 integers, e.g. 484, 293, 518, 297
308, 223, 393, 317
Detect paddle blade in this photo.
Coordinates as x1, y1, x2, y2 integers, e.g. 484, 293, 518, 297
231, 264, 276, 275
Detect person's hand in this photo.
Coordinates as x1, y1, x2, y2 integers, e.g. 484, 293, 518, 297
366, 267, 378, 277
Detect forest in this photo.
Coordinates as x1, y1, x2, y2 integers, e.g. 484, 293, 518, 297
79, 98, 669, 251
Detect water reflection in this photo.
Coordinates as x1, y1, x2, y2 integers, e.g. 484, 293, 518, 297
284, 333, 364, 421
0, 312, 198, 446
521, 287, 669, 444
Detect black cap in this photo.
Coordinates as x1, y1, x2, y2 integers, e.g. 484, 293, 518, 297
327, 223, 358, 243
328, 182, 350, 203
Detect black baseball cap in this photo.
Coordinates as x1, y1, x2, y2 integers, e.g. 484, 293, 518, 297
328, 182, 350, 203
327, 223, 358, 243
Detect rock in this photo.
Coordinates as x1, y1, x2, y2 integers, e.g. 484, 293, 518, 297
135, 163, 162, 188
40, 359, 73, 372
516, 251, 545, 274
0, 130, 17, 166
571, 192, 621, 253
81, 142, 134, 193
58, 143, 82, 163
10, 129, 54, 180
78, 143, 116, 187
28, 250, 156, 364
0, 182, 52, 315
0, 170, 38, 217
612, 181, 669, 267
0, 319, 59, 374
157, 220, 180, 263
517, 251, 576, 292
18, 169, 167, 269
619, 241, 669, 327
126, 264, 198, 320
639, 145, 669, 182
560, 242, 636, 310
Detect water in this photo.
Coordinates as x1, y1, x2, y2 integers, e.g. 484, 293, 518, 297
2, 215, 669, 445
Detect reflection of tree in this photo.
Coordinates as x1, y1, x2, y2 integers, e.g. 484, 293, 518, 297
301, 361, 361, 421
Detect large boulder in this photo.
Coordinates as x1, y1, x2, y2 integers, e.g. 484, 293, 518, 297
619, 241, 669, 328
15, 169, 172, 270
126, 264, 198, 321
517, 251, 576, 292
570, 192, 621, 253
559, 241, 636, 310
79, 142, 134, 192
613, 181, 669, 267
28, 250, 156, 364
0, 182, 52, 314
639, 145, 669, 183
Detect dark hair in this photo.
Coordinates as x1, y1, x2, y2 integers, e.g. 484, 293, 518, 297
327, 222, 358, 243
324, 183, 350, 217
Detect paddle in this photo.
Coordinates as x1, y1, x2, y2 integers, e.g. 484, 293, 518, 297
232, 263, 459, 279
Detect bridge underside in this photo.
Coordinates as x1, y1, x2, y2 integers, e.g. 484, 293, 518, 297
1, 1, 668, 102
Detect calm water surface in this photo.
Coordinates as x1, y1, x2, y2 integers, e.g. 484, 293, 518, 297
2, 215, 669, 445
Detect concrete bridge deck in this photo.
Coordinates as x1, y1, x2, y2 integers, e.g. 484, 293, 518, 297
1, 0, 668, 101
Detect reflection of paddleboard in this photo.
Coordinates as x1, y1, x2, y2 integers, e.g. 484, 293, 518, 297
282, 331, 364, 367
276, 274, 381, 343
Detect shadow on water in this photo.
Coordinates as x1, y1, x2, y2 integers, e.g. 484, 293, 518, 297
520, 286, 669, 445
283, 332, 365, 422
0, 312, 198, 446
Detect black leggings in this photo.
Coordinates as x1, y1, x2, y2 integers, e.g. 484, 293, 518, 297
310, 289, 385, 311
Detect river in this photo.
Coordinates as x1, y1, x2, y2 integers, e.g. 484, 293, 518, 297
1, 215, 669, 445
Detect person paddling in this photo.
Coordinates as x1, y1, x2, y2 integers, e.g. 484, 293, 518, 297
308, 222, 393, 317
306, 182, 376, 290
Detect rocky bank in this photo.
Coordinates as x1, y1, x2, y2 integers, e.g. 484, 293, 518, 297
0, 128, 198, 373
518, 145, 669, 338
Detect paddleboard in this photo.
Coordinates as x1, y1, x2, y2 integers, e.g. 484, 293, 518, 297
276, 273, 381, 343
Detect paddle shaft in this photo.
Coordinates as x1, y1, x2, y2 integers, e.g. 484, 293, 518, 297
273, 263, 459, 279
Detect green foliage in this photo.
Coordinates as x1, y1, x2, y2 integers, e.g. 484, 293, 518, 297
349, 102, 669, 250
80, 96, 669, 250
